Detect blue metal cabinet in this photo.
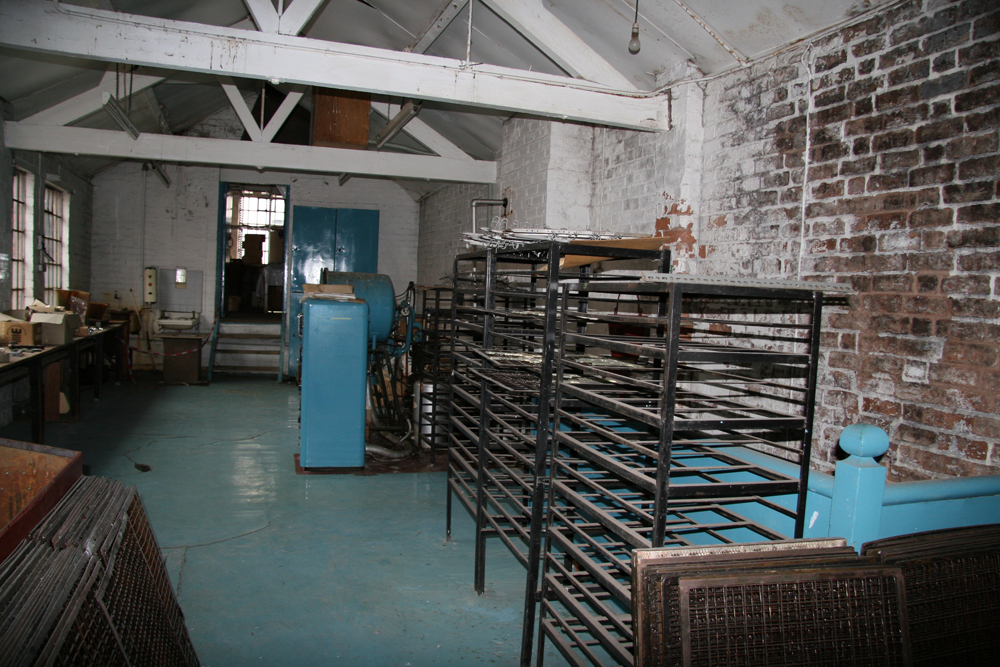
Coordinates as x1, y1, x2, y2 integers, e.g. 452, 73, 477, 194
300, 298, 369, 468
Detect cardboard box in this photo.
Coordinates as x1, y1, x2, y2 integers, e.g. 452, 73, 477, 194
303, 284, 354, 295
2, 321, 42, 347
30, 312, 83, 346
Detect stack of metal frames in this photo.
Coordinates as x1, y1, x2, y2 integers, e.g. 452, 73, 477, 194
0, 476, 199, 667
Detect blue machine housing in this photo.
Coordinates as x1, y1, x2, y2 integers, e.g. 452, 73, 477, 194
321, 272, 395, 343
300, 297, 369, 468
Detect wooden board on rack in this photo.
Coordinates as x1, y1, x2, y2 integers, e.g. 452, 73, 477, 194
560, 237, 668, 269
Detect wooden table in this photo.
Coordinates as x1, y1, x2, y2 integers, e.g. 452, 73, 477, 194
0, 322, 128, 444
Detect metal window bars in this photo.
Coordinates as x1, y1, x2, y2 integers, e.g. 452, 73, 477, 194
444, 241, 670, 666
534, 277, 826, 667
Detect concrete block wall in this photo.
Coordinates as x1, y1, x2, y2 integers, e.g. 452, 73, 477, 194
698, 0, 1000, 480
418, 183, 491, 286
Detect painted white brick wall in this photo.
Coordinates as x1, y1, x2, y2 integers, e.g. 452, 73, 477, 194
546, 123, 593, 231
92, 161, 219, 327
91, 104, 419, 345
418, 183, 491, 285
11, 151, 93, 302
498, 117, 550, 228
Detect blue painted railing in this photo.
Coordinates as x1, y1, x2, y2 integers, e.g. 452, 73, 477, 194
734, 424, 1000, 550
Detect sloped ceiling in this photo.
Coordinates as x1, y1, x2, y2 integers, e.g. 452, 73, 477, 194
0, 0, 890, 189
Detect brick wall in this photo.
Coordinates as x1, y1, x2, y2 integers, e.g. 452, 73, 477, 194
91, 162, 218, 326
0, 101, 11, 311
418, 183, 491, 286
11, 151, 92, 305
92, 105, 420, 329
498, 117, 550, 227
698, 0, 1000, 479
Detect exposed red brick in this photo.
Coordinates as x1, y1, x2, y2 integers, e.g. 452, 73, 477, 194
946, 226, 1000, 247
957, 202, 1000, 222
915, 117, 965, 143
909, 208, 954, 227
945, 132, 999, 159
941, 274, 992, 294
868, 173, 910, 191
908, 163, 955, 185
956, 437, 989, 461
955, 82, 1000, 111
942, 342, 998, 366
943, 181, 995, 202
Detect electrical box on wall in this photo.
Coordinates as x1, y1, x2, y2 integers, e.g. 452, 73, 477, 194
143, 267, 157, 304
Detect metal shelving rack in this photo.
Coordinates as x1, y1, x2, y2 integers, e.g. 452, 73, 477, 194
444, 241, 669, 666
415, 286, 453, 461
534, 276, 829, 667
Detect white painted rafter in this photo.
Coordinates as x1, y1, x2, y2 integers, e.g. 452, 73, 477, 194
482, 0, 636, 90
370, 102, 470, 161
243, 0, 279, 33
278, 0, 327, 36
261, 85, 305, 142
22, 67, 165, 126
0, 0, 664, 131
407, 0, 468, 53
219, 76, 263, 141
3, 122, 498, 183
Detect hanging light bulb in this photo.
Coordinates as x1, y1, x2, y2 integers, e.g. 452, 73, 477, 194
628, 1, 641, 54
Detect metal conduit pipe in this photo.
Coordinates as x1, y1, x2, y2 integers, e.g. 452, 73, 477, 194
471, 197, 508, 234
365, 443, 412, 459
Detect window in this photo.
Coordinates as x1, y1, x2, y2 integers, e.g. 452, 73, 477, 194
226, 187, 286, 265
41, 184, 69, 305
11, 169, 33, 310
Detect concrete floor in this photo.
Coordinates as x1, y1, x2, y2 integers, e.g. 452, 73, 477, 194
15, 374, 566, 667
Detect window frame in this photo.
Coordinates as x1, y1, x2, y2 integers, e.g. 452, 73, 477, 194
11, 169, 34, 310
41, 183, 70, 305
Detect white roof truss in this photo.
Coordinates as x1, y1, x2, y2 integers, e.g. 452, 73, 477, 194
0, 0, 665, 131
3, 121, 498, 183
481, 0, 636, 90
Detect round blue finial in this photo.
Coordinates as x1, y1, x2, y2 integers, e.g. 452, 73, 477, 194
839, 424, 890, 458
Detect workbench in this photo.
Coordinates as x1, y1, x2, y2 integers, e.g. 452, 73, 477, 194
0, 322, 128, 444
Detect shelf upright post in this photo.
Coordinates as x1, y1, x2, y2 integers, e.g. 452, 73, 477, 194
795, 290, 824, 538
445, 257, 462, 541
533, 282, 574, 667
473, 249, 498, 594
518, 242, 563, 667
650, 285, 685, 547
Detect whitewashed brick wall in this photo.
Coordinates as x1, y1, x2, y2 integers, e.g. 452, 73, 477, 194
10, 151, 93, 304
91, 162, 219, 325
91, 104, 419, 335
498, 117, 550, 228
418, 183, 491, 286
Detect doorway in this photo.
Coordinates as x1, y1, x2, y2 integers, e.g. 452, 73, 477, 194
223, 185, 287, 321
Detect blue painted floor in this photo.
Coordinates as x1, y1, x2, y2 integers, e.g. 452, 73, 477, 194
18, 374, 567, 667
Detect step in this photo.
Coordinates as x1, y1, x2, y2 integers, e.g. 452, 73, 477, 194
218, 332, 282, 340
218, 322, 282, 336
212, 365, 279, 375
215, 348, 280, 356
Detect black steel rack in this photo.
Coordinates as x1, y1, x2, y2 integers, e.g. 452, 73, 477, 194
415, 286, 454, 460
444, 241, 669, 665
535, 276, 826, 667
